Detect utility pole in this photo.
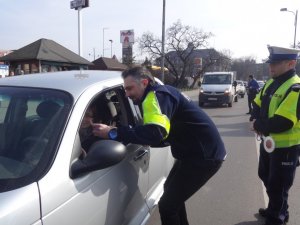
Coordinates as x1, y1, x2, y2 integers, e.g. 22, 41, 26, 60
109, 40, 113, 57
161, 0, 166, 82
70, 0, 89, 56
102, 27, 109, 57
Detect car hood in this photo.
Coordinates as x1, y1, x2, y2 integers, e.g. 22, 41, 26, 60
201, 84, 232, 92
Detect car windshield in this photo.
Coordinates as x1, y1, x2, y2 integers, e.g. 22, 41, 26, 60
202, 74, 232, 84
0, 86, 72, 191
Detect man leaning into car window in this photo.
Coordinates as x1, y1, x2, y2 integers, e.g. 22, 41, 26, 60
92, 66, 227, 225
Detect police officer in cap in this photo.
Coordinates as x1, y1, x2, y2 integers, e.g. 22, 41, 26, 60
251, 45, 300, 225
92, 66, 226, 225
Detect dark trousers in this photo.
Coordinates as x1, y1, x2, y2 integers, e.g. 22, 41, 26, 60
258, 143, 300, 225
158, 160, 222, 225
247, 93, 256, 113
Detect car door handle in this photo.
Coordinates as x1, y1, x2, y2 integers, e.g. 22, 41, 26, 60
134, 149, 149, 161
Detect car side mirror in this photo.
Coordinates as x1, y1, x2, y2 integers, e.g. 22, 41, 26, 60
70, 140, 126, 179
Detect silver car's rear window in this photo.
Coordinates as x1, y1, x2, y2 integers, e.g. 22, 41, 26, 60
0, 86, 72, 192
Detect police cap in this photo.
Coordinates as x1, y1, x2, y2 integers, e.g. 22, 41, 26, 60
266, 45, 300, 63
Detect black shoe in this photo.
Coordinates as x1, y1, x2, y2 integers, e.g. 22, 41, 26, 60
246, 112, 251, 114
285, 215, 289, 223
259, 208, 289, 223
259, 208, 267, 217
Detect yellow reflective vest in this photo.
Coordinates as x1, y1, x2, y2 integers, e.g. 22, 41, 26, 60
254, 75, 300, 148
142, 91, 170, 139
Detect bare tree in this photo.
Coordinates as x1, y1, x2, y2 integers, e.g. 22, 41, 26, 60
190, 49, 232, 88
138, 20, 213, 87
231, 57, 257, 80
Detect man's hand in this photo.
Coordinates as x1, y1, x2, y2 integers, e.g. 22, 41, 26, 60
92, 123, 114, 139
250, 119, 262, 136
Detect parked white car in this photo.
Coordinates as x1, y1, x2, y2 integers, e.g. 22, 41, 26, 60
235, 80, 246, 98
0, 70, 174, 225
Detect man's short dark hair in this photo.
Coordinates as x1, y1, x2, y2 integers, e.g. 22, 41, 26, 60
121, 66, 155, 84
249, 75, 254, 79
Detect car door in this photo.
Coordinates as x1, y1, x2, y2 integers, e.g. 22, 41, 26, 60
0, 93, 42, 225
126, 89, 174, 212
39, 84, 150, 225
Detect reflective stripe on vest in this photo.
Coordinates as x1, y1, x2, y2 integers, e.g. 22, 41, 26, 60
254, 79, 272, 107
255, 75, 300, 148
142, 91, 170, 139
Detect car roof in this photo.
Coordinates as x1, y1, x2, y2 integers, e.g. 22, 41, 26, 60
0, 70, 123, 99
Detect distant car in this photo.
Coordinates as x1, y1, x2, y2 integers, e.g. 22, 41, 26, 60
235, 80, 246, 98
257, 80, 265, 90
0, 70, 174, 225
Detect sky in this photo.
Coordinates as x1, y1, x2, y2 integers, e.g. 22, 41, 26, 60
1, 0, 300, 63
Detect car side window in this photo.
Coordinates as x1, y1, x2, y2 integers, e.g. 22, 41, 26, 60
78, 86, 136, 153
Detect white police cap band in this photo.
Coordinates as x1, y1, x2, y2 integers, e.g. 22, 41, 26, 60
266, 45, 300, 63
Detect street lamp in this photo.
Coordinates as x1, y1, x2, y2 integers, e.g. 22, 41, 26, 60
280, 8, 298, 48
109, 39, 113, 58
102, 27, 109, 57
70, 0, 90, 56
161, 0, 166, 82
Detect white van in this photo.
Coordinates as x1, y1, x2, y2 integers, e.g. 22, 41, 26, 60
198, 71, 238, 107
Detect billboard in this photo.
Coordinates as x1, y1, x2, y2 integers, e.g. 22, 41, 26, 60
120, 30, 134, 47
121, 30, 134, 64
70, 0, 89, 9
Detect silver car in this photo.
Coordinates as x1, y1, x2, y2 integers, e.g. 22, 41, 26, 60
0, 70, 174, 225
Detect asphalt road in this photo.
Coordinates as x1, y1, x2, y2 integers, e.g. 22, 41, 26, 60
147, 90, 300, 225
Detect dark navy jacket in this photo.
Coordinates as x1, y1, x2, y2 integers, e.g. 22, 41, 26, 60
248, 79, 260, 95
118, 84, 227, 165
